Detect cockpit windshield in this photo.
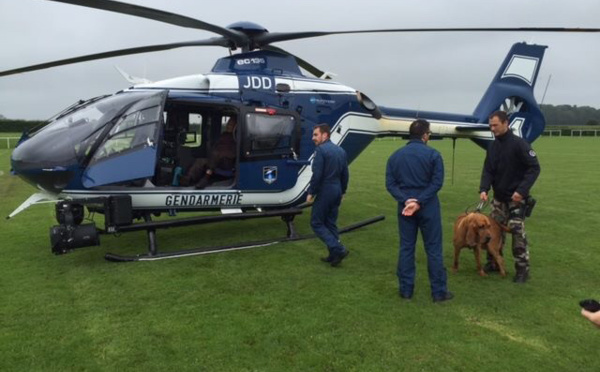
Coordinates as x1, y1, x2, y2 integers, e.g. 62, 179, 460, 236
12, 91, 159, 170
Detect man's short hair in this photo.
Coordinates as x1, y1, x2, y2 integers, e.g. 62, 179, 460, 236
489, 110, 509, 123
409, 119, 430, 137
314, 124, 331, 136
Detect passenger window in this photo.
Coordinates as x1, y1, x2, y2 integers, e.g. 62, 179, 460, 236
243, 113, 297, 158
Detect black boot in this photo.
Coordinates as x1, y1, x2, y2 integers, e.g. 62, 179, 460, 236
330, 250, 349, 267
513, 267, 529, 283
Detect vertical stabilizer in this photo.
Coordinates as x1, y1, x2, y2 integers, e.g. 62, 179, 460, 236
473, 42, 547, 143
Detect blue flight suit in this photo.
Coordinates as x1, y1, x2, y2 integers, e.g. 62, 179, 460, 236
308, 139, 349, 257
386, 139, 447, 299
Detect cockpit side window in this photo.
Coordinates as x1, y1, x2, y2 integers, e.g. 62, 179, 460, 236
90, 103, 161, 164
185, 113, 203, 147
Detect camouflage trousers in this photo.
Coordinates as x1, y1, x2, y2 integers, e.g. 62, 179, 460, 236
489, 199, 530, 272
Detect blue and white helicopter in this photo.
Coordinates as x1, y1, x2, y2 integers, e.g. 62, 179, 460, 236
4, 0, 598, 261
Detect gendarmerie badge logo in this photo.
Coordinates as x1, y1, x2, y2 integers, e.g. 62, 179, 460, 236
263, 166, 277, 184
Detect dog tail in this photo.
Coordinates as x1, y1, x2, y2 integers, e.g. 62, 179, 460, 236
472, 42, 547, 148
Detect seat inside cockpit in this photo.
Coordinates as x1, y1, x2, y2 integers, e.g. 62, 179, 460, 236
156, 103, 238, 189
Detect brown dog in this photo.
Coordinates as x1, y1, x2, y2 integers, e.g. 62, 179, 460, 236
452, 212, 506, 277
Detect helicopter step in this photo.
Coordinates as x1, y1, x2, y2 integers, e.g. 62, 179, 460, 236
104, 214, 384, 262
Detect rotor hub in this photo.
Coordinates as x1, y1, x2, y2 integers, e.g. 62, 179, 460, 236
227, 21, 269, 36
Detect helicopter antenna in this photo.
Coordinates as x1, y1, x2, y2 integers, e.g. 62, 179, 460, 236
540, 74, 552, 105
114, 65, 151, 84
319, 71, 337, 80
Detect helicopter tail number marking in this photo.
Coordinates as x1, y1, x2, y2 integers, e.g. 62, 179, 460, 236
241, 76, 273, 90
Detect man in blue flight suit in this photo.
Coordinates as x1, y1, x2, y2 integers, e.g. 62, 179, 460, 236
386, 119, 453, 302
307, 124, 350, 267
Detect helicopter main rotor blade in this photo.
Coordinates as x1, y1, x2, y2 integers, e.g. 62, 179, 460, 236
255, 27, 600, 46
0, 38, 227, 77
262, 45, 330, 79
47, 0, 247, 46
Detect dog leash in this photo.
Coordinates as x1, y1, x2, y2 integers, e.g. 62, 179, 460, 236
465, 200, 489, 214
477, 201, 512, 232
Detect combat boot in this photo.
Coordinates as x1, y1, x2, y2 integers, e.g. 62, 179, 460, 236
513, 267, 529, 283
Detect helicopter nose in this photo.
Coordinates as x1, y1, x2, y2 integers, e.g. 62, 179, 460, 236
11, 138, 77, 194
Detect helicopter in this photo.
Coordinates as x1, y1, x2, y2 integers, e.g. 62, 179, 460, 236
3, 0, 599, 261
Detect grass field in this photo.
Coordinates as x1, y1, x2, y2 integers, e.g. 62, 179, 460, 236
1, 137, 599, 371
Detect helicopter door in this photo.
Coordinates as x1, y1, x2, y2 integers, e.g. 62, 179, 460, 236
237, 108, 301, 191
82, 91, 167, 188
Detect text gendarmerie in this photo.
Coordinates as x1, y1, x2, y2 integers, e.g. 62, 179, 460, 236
165, 194, 242, 207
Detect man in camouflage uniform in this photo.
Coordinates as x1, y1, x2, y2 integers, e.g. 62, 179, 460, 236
479, 111, 540, 283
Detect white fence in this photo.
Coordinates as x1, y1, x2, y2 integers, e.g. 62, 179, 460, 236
542, 129, 600, 137
0, 137, 19, 149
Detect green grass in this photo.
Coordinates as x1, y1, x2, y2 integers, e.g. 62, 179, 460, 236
1, 137, 599, 371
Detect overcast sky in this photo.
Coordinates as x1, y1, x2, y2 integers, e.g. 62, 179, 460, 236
0, 0, 598, 120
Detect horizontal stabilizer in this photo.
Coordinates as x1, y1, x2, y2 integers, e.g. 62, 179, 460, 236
473, 42, 547, 144
455, 125, 490, 132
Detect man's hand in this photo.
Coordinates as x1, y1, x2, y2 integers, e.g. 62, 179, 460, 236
402, 199, 420, 216
306, 194, 314, 203
480, 192, 488, 202
582, 309, 600, 328
511, 192, 523, 202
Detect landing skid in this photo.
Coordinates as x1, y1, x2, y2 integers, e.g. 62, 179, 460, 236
104, 213, 384, 262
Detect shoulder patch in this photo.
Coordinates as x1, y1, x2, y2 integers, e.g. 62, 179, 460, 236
529, 150, 536, 157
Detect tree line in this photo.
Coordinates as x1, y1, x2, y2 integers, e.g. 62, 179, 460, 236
541, 104, 600, 126
0, 119, 45, 133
